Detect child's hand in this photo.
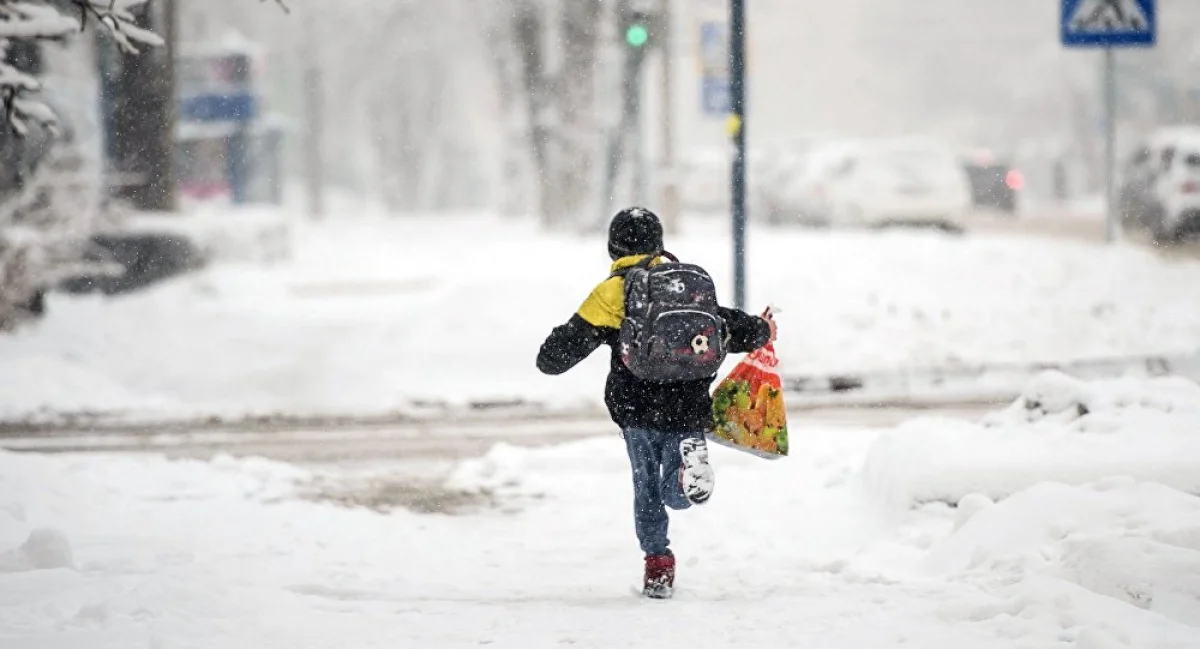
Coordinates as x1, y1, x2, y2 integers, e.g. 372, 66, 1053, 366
761, 308, 778, 344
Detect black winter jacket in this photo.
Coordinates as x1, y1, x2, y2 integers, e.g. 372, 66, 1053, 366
536, 254, 772, 433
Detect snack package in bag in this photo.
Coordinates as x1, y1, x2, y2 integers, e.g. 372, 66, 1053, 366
708, 316, 788, 459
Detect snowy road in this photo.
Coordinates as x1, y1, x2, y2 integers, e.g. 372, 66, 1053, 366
0, 404, 996, 461
967, 210, 1200, 260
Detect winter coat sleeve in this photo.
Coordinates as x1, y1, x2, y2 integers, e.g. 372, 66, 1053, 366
719, 307, 772, 354
537, 278, 624, 375
536, 314, 610, 375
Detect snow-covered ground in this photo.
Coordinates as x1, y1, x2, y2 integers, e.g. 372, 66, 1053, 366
2, 210, 1199, 422
3, 372, 1199, 648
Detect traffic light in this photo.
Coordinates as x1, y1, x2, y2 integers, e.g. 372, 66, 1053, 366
621, 10, 656, 49
625, 22, 649, 47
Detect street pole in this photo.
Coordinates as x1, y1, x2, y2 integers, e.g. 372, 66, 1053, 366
730, 0, 747, 309
658, 0, 680, 235
1103, 46, 1119, 243
633, 91, 646, 203
303, 6, 326, 219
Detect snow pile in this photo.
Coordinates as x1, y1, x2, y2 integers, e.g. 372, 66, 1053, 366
861, 371, 1200, 508
929, 479, 1200, 644
0, 528, 74, 573
2, 213, 1200, 423
2, 379, 1200, 647
125, 207, 293, 264
447, 438, 635, 497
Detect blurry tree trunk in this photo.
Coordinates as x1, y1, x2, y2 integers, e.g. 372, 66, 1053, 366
369, 55, 449, 215
513, 2, 553, 227
555, 0, 603, 226
511, 0, 604, 229
303, 6, 326, 219
486, 16, 531, 218
109, 0, 177, 213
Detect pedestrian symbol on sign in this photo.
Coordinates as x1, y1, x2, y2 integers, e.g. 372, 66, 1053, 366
1061, 0, 1154, 47
1070, 0, 1147, 32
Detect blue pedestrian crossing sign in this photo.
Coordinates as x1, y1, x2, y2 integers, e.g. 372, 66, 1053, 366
1061, 0, 1155, 47
701, 76, 729, 115
699, 20, 730, 116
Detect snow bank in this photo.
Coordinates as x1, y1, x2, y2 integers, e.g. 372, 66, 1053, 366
861, 371, 1200, 508
126, 207, 292, 263
928, 478, 1200, 643
0, 528, 74, 572
2, 212, 1200, 423
2, 394, 1200, 647
928, 479, 1200, 575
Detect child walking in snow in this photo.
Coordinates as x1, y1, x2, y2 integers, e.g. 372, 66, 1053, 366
536, 207, 776, 598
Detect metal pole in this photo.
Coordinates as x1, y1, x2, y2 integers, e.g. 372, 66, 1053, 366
303, 6, 326, 219
658, 0, 680, 234
730, 0, 747, 309
633, 93, 645, 202
1104, 46, 1119, 243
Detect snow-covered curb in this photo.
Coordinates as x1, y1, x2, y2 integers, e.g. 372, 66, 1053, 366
861, 371, 1200, 508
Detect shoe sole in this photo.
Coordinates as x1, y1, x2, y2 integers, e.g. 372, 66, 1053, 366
643, 585, 673, 599
679, 437, 714, 505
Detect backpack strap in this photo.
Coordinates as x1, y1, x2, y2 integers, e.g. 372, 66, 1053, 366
609, 250, 679, 279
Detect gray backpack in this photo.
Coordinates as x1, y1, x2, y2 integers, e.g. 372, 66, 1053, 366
613, 252, 727, 381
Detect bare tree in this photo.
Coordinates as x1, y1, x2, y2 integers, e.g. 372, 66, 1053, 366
504, 0, 604, 228
511, 0, 553, 226
555, 0, 603, 225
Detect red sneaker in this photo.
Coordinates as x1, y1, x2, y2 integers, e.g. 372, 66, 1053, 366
643, 553, 675, 599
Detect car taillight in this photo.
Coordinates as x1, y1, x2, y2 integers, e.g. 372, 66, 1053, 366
1182, 180, 1200, 194
1004, 170, 1025, 191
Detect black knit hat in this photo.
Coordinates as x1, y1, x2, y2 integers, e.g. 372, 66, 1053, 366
607, 207, 664, 260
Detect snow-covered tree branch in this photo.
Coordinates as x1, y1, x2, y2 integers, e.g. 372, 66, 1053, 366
0, 0, 163, 135
0, 0, 168, 329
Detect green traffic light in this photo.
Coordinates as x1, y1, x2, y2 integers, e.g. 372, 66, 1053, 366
626, 24, 649, 47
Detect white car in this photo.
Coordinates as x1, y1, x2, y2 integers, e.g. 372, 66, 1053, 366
679, 148, 731, 213
793, 138, 973, 230
1118, 126, 1200, 243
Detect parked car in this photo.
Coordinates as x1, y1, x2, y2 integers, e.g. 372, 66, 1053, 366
1118, 125, 1200, 244
782, 138, 972, 231
754, 149, 823, 225
679, 148, 730, 213
961, 152, 1022, 215
750, 136, 843, 226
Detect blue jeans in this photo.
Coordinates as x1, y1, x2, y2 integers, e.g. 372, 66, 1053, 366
623, 427, 695, 556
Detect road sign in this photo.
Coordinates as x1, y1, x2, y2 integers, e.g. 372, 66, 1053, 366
699, 20, 729, 116
1061, 0, 1155, 47
701, 76, 729, 115
699, 21, 728, 75
180, 92, 257, 123
1060, 0, 1155, 244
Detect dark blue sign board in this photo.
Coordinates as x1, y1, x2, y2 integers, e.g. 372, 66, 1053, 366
180, 92, 257, 123
699, 20, 729, 116
702, 76, 729, 116
1061, 0, 1156, 47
